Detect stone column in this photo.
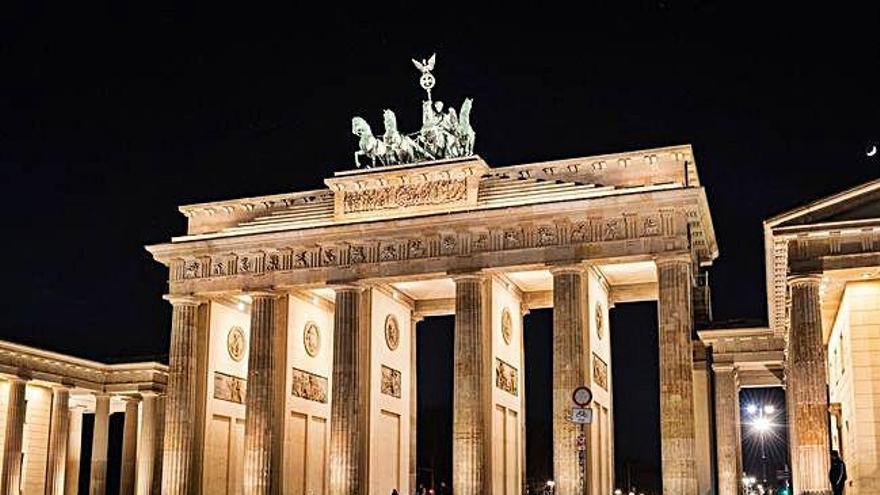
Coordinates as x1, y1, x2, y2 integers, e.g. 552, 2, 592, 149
243, 291, 287, 495
45, 387, 71, 495
1, 377, 27, 495
551, 266, 588, 495
89, 393, 111, 495
452, 274, 489, 495
161, 295, 203, 495
713, 364, 741, 495
65, 407, 84, 495
657, 256, 698, 495
787, 275, 831, 495
120, 396, 140, 495
136, 394, 165, 495
330, 287, 370, 495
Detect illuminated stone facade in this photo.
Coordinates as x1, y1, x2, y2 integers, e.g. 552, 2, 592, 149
0, 340, 167, 494
148, 146, 718, 495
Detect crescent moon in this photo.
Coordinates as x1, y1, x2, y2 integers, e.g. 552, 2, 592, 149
869, 145, 878, 157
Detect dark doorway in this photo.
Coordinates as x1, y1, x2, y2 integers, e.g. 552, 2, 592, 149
76, 411, 125, 495
611, 301, 661, 494
416, 315, 454, 492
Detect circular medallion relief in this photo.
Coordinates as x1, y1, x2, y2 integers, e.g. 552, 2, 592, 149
595, 302, 605, 340
303, 321, 321, 357
227, 326, 246, 362
385, 314, 400, 351
501, 308, 513, 345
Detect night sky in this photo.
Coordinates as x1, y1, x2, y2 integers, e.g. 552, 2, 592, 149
1, 3, 877, 492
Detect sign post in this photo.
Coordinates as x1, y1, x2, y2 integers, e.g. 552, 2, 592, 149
570, 386, 593, 493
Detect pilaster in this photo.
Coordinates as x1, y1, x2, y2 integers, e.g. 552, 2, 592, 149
64, 407, 84, 495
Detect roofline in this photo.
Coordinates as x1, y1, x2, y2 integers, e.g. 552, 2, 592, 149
764, 177, 880, 229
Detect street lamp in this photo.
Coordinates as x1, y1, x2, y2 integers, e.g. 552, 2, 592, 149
746, 402, 779, 486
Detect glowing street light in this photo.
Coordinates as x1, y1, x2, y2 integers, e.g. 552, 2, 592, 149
746, 403, 758, 415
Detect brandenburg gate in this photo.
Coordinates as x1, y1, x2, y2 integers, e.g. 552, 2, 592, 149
147, 144, 718, 495
146, 56, 718, 495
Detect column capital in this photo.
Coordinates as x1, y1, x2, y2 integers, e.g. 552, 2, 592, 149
242, 288, 287, 299
655, 252, 693, 267
712, 362, 738, 374
548, 263, 587, 276
5, 373, 31, 383
787, 274, 823, 287
162, 294, 204, 306
449, 270, 488, 282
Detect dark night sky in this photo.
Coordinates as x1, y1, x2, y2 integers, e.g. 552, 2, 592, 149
0, 2, 877, 490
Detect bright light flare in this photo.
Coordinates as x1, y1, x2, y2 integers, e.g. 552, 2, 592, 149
764, 404, 776, 414
753, 416, 772, 433
746, 403, 758, 415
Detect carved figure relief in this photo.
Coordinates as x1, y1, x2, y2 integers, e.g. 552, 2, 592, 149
381, 365, 402, 398
303, 321, 321, 357
291, 368, 328, 403
238, 256, 252, 273
593, 354, 608, 390
501, 308, 513, 345
350, 245, 367, 264
214, 372, 246, 404
227, 326, 246, 362
184, 260, 201, 279
265, 253, 280, 271
342, 179, 468, 213
495, 358, 518, 396
385, 314, 400, 351
595, 302, 605, 340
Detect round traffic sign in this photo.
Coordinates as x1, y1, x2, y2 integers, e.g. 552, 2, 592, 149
572, 386, 592, 406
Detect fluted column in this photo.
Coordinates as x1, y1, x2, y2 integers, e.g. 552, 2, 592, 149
89, 393, 111, 495
46, 387, 71, 495
65, 407, 84, 495
244, 291, 287, 495
1, 377, 27, 495
330, 287, 370, 495
161, 295, 203, 495
453, 274, 489, 495
119, 397, 140, 495
657, 256, 698, 495
136, 394, 165, 495
551, 266, 588, 495
713, 364, 741, 495
788, 275, 831, 495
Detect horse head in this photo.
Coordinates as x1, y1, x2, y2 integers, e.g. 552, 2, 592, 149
459, 98, 473, 126
352, 117, 372, 138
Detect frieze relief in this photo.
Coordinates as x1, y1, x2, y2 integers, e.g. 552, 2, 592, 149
593, 353, 608, 390
495, 358, 518, 396
169, 210, 682, 282
381, 365, 402, 398
214, 372, 246, 404
291, 368, 328, 403
342, 178, 468, 214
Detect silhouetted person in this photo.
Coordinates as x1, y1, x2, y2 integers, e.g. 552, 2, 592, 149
391, 490, 399, 495
830, 450, 847, 495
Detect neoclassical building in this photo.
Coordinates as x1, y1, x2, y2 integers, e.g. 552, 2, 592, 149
146, 145, 719, 495
0, 339, 166, 494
